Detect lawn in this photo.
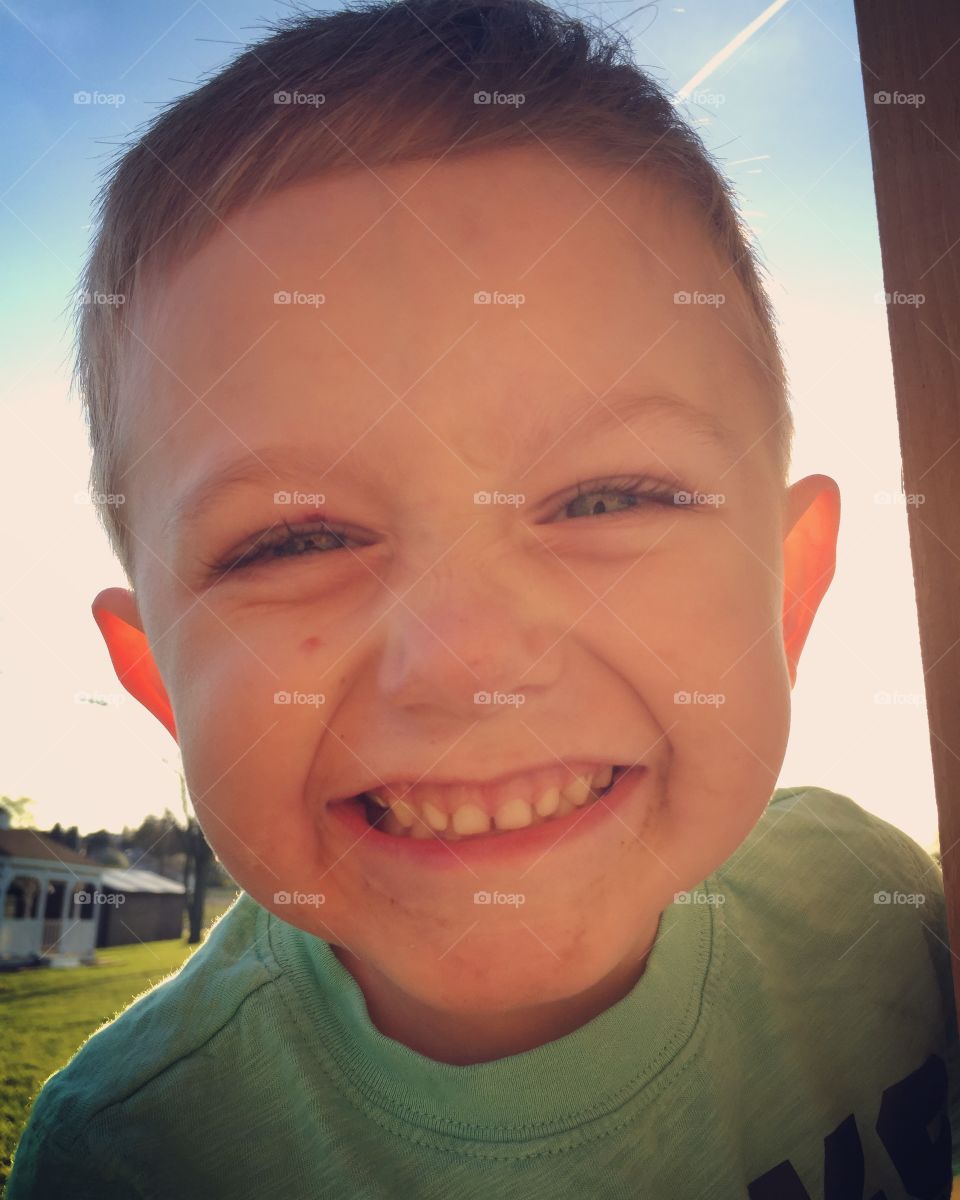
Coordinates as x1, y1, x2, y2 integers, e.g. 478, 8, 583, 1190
0, 886, 240, 1193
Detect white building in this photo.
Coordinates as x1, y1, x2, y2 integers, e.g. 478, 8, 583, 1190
0, 805, 103, 967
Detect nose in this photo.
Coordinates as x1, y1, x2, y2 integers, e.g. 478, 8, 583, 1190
376, 552, 563, 719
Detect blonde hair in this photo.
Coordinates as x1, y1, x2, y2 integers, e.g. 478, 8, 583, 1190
72, 0, 793, 579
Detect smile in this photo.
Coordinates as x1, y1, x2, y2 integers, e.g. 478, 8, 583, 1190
349, 763, 630, 841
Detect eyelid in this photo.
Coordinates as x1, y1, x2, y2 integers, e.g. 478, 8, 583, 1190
539, 471, 687, 517
571, 471, 684, 496
204, 471, 690, 579
205, 517, 353, 576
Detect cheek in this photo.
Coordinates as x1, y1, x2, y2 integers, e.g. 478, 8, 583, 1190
598, 522, 782, 681
173, 606, 334, 723
168, 615, 330, 841
672, 533, 788, 760
608, 528, 789, 875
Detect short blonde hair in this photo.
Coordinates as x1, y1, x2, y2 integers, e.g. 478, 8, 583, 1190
73, 0, 793, 579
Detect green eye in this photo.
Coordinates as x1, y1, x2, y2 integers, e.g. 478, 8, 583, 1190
207, 475, 689, 580
561, 476, 682, 520
209, 520, 354, 576
566, 489, 643, 518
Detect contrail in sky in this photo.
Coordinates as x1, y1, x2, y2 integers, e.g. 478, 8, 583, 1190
675, 0, 793, 101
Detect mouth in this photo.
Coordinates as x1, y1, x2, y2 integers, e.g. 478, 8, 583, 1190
340, 763, 631, 843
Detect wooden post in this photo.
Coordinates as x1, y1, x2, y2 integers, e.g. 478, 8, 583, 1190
852, 1, 960, 1028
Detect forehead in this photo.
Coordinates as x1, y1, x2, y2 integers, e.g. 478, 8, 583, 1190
117, 146, 768, 531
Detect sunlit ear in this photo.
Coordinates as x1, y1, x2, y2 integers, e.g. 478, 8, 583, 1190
91, 588, 177, 740
781, 475, 841, 688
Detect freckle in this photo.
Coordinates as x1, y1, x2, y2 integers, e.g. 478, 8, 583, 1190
300, 635, 323, 653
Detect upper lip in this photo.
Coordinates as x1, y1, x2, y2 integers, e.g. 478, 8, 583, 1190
327, 758, 634, 804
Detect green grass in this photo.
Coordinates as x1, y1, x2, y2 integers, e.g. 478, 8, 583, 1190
0, 886, 240, 1193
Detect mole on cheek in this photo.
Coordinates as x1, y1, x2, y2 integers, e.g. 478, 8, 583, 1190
300, 635, 324, 653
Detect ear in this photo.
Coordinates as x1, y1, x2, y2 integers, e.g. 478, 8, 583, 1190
781, 475, 841, 688
91, 588, 177, 740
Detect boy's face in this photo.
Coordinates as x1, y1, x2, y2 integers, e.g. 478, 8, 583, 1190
97, 147, 838, 1023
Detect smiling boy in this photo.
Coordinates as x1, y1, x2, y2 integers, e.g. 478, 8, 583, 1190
7, 1, 960, 1197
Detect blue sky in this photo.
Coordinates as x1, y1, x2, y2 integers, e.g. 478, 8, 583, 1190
1, 1, 935, 849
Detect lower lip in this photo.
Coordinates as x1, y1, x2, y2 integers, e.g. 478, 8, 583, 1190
325, 765, 648, 872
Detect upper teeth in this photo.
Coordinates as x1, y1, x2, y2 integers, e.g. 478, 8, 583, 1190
365, 764, 617, 839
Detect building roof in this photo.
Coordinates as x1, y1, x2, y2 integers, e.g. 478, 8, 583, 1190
0, 828, 95, 868
0, 832, 185, 895
100, 867, 185, 895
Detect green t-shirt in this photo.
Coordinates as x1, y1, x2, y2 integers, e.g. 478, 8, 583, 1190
7, 786, 960, 1199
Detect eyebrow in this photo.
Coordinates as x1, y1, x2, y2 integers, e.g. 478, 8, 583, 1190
537, 389, 739, 461
163, 390, 738, 542
163, 444, 340, 543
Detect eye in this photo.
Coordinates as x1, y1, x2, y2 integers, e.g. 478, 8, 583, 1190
205, 519, 359, 577
556, 474, 687, 520
204, 474, 691, 579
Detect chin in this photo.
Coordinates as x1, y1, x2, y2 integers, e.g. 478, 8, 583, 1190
394, 927, 632, 1010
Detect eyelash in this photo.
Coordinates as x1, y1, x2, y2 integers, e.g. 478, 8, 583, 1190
205, 473, 690, 577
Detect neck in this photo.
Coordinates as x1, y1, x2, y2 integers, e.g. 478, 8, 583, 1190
333, 919, 662, 1066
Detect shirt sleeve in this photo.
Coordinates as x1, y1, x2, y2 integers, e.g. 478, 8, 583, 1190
5, 1103, 146, 1199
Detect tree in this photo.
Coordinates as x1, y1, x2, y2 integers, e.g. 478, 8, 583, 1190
175, 770, 213, 945
84, 829, 116, 859
44, 822, 79, 850
128, 811, 181, 875
96, 847, 130, 868
0, 796, 36, 827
